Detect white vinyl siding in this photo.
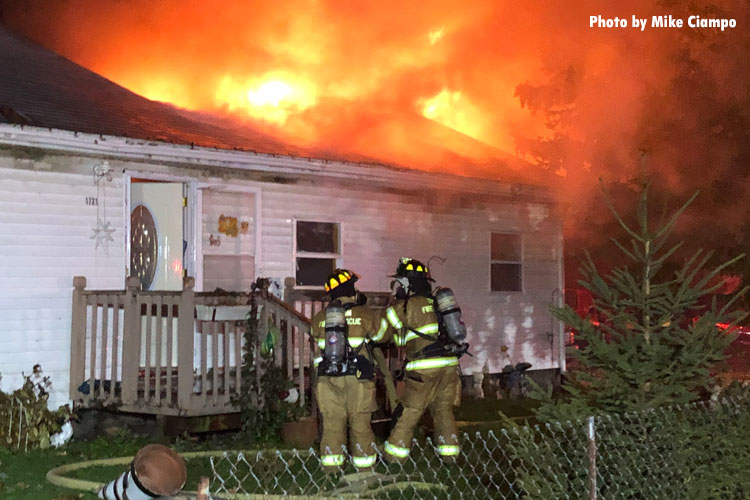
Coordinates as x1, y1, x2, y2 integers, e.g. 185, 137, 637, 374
0, 163, 124, 408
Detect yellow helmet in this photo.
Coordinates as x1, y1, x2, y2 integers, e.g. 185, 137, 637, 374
324, 269, 359, 293
392, 257, 433, 281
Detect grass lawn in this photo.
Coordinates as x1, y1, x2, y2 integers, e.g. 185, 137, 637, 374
0, 432, 154, 500
455, 396, 540, 422
0, 397, 536, 499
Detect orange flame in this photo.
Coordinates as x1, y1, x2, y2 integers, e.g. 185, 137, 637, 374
1, 0, 555, 173
0, 0, 696, 182
214, 74, 317, 124
420, 89, 486, 143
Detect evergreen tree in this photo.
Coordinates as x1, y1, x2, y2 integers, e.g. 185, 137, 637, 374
536, 184, 748, 421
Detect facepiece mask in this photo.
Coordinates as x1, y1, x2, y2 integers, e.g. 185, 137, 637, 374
390, 277, 410, 300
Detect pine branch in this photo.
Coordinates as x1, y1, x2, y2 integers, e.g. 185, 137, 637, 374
718, 284, 750, 317
611, 237, 640, 262
599, 178, 645, 243
649, 241, 684, 271
652, 190, 700, 240
637, 184, 651, 239
631, 239, 646, 262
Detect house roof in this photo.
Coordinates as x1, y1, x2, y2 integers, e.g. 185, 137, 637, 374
0, 25, 551, 189
0, 25, 307, 155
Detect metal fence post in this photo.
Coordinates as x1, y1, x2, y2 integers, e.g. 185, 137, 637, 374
588, 415, 597, 500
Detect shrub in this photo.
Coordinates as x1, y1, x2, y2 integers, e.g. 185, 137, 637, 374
0, 365, 72, 451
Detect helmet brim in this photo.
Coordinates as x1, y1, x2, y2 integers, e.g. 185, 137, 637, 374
389, 273, 434, 281
325, 275, 358, 295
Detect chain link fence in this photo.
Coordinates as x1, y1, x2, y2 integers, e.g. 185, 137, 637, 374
208, 397, 750, 499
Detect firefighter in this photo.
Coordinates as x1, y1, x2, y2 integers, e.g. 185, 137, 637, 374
383, 257, 469, 463
311, 269, 389, 471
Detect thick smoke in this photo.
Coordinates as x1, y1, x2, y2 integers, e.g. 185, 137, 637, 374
1, 0, 748, 281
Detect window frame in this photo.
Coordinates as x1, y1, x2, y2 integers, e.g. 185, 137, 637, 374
489, 231, 524, 293
293, 218, 343, 290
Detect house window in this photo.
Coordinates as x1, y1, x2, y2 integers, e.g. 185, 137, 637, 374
200, 189, 256, 292
295, 221, 340, 287
491, 233, 522, 292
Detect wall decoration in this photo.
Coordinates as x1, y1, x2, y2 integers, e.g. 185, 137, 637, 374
130, 204, 158, 290
201, 190, 255, 258
90, 161, 115, 253
209, 234, 221, 247
91, 219, 116, 249
218, 214, 238, 237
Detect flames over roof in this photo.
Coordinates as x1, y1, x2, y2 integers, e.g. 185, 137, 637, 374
0, 25, 540, 184
0, 26, 304, 154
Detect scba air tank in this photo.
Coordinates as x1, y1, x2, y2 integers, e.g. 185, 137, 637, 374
324, 300, 347, 365
435, 287, 467, 344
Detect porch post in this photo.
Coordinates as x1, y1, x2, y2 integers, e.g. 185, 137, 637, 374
69, 276, 87, 400
283, 276, 296, 303
177, 276, 196, 411
121, 276, 141, 405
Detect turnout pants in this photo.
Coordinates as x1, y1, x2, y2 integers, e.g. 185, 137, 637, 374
316, 375, 377, 470
385, 365, 461, 461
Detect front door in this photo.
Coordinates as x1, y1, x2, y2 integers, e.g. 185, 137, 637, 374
130, 182, 184, 290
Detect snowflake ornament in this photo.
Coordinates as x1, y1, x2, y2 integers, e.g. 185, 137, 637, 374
91, 218, 115, 251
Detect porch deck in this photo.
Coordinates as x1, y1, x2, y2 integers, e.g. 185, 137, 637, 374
69, 276, 316, 416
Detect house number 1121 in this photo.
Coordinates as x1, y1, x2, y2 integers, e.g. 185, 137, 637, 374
86, 197, 98, 206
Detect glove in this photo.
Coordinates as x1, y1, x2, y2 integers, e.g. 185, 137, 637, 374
452, 342, 471, 357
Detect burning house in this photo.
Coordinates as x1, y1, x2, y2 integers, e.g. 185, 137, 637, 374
0, 26, 564, 413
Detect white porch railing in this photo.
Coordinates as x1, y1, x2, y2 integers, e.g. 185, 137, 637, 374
69, 276, 313, 416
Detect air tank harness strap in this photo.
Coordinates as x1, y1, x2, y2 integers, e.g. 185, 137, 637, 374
393, 325, 455, 378
345, 302, 375, 377
407, 316, 471, 359
413, 339, 455, 359
339, 300, 377, 376
405, 325, 452, 358
355, 335, 376, 380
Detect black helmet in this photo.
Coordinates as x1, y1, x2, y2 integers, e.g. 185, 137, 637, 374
324, 269, 359, 294
391, 257, 434, 281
